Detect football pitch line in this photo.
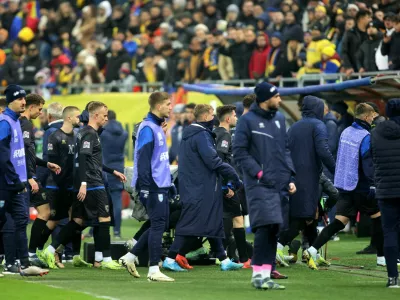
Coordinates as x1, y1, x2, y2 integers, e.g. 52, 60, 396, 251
28, 281, 120, 300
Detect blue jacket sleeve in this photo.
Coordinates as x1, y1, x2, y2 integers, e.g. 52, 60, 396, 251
0, 121, 22, 184
323, 61, 340, 74
282, 117, 296, 181
232, 118, 262, 178
136, 126, 154, 190
325, 120, 338, 154
360, 135, 374, 186
195, 131, 239, 182
313, 122, 336, 175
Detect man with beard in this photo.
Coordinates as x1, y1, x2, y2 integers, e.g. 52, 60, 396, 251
358, 22, 383, 72
233, 82, 296, 290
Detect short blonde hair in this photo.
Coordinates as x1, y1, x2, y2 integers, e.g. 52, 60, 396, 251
194, 104, 213, 120
354, 103, 375, 118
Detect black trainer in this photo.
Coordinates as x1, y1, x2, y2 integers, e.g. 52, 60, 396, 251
356, 244, 377, 255
2, 263, 19, 275
387, 277, 399, 288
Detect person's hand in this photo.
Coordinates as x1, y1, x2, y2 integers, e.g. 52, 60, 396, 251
28, 178, 39, 194
113, 170, 126, 182
77, 184, 87, 201
226, 188, 234, 198
345, 68, 354, 76
359, 67, 365, 73
161, 121, 168, 134
47, 162, 61, 174
288, 182, 297, 195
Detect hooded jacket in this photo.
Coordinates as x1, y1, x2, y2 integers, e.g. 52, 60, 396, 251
371, 117, 400, 199
101, 119, 128, 189
357, 34, 382, 72
105, 49, 131, 83
288, 96, 335, 218
323, 111, 339, 157
175, 122, 239, 238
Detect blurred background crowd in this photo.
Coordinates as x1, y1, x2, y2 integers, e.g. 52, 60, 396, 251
0, 0, 399, 96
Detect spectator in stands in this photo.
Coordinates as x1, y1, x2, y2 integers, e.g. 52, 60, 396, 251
316, 46, 341, 81
346, 4, 359, 19
161, 43, 180, 91
381, 16, 400, 70
249, 32, 270, 80
21, 43, 42, 86
194, 23, 209, 45
202, 33, 220, 80
79, 55, 105, 92
0, 28, 11, 51
54, 2, 77, 36
384, 12, 396, 36
136, 52, 164, 83
265, 32, 283, 77
100, 110, 128, 239
50, 44, 71, 74
204, 3, 220, 32
315, 5, 330, 31
72, 5, 96, 48
105, 39, 131, 83
345, 17, 356, 32
256, 13, 269, 33
59, 27, 81, 64
270, 33, 305, 83
226, 4, 240, 24
282, 11, 303, 42
214, 32, 234, 81
96, 0, 113, 44
267, 11, 285, 35
175, 13, 195, 47
238, 0, 257, 28
357, 22, 383, 73
2, 41, 23, 85
112, 5, 129, 33
341, 10, 372, 75
184, 37, 204, 83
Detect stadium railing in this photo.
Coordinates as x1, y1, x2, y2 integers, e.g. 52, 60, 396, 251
21, 71, 400, 94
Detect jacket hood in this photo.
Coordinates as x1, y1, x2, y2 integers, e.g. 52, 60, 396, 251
99, 1, 112, 18
104, 120, 124, 136
375, 119, 400, 140
323, 111, 337, 123
182, 123, 214, 141
257, 13, 269, 25
301, 96, 324, 120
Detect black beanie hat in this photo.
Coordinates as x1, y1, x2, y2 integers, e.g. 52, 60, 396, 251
4, 84, 26, 104
386, 99, 400, 118
254, 82, 279, 103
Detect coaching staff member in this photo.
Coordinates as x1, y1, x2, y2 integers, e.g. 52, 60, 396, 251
371, 99, 400, 288
233, 82, 296, 291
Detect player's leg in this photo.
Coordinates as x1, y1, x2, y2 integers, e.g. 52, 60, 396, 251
252, 225, 285, 290
277, 218, 305, 267
209, 237, 244, 270
1, 212, 18, 274
110, 189, 122, 238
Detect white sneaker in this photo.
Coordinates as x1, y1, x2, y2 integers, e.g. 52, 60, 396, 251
118, 253, 139, 266
147, 271, 175, 282
20, 266, 49, 277
377, 256, 386, 267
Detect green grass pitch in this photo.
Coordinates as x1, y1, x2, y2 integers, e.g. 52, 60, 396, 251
0, 219, 398, 300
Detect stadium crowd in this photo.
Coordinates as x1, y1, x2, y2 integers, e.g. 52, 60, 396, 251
0, 0, 400, 95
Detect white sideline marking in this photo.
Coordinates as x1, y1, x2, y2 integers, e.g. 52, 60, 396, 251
27, 281, 120, 300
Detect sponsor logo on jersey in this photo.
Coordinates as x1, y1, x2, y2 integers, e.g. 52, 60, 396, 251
221, 140, 229, 148
83, 141, 90, 149
160, 151, 169, 161
13, 148, 25, 158
259, 122, 265, 128
23, 131, 30, 139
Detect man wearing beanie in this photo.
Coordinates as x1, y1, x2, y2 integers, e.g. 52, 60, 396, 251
371, 99, 400, 288
0, 84, 48, 276
304, 103, 385, 270
233, 82, 296, 290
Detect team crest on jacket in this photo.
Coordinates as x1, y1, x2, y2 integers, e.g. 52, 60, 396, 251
83, 141, 90, 149
23, 131, 30, 139
275, 121, 281, 129
221, 140, 229, 148
48, 143, 53, 151
259, 122, 265, 128
158, 194, 164, 202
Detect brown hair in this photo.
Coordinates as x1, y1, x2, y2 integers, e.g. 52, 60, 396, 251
0, 97, 6, 109
354, 103, 375, 118
26, 93, 45, 107
217, 105, 236, 121
243, 94, 256, 109
62, 106, 80, 119
148, 92, 169, 110
194, 104, 213, 120
88, 101, 107, 115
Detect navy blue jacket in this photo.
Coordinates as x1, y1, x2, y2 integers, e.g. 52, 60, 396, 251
101, 120, 128, 190
288, 96, 336, 218
135, 113, 168, 193
37, 120, 63, 186
233, 103, 295, 229
0, 108, 24, 190
169, 121, 183, 163
176, 122, 239, 238
323, 112, 339, 157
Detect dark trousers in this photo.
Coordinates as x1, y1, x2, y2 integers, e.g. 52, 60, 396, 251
253, 225, 279, 266
131, 192, 169, 266
0, 190, 29, 265
168, 235, 226, 260
110, 189, 122, 235
378, 199, 400, 278
52, 218, 73, 257
279, 217, 317, 247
